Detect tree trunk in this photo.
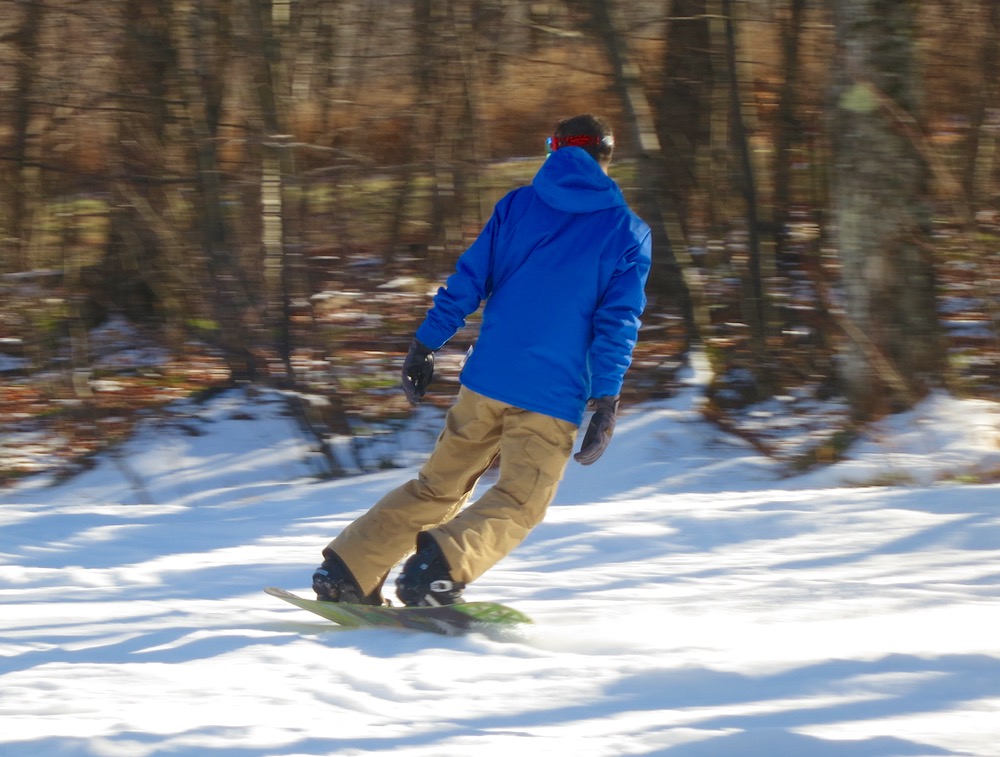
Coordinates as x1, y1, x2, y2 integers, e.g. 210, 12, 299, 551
585, 0, 702, 343
175, 0, 260, 381
660, 0, 711, 225
8, 0, 44, 271
966, 0, 1000, 206
412, 0, 469, 267
773, 0, 807, 256
831, 0, 944, 419
246, 0, 297, 379
110, 0, 191, 337
721, 0, 769, 372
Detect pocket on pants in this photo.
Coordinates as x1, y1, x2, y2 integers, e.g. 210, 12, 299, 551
499, 426, 573, 512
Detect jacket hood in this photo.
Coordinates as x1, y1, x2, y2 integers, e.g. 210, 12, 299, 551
532, 147, 627, 214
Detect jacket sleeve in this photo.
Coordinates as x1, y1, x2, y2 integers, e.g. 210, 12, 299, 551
414, 204, 502, 351
588, 227, 652, 398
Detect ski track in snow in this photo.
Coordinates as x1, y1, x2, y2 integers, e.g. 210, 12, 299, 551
2, 372, 1000, 757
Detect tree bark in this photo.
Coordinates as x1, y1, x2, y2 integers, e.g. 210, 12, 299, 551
8, 0, 44, 271
174, 0, 259, 381
831, 0, 945, 418
110, 0, 190, 334
966, 0, 1000, 206
412, 0, 470, 267
585, 0, 702, 343
721, 0, 768, 367
773, 0, 807, 257
246, 0, 297, 378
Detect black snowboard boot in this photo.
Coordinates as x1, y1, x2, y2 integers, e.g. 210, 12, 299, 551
396, 534, 466, 607
312, 551, 385, 606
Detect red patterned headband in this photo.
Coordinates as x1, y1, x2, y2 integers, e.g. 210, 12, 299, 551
549, 134, 614, 151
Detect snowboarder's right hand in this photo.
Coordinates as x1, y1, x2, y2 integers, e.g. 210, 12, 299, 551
402, 338, 435, 404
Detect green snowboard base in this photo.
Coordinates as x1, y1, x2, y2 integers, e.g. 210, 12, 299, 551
265, 587, 532, 636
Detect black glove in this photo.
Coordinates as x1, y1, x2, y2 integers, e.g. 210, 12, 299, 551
574, 396, 619, 465
402, 338, 435, 404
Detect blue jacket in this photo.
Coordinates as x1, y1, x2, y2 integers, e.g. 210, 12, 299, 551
415, 147, 652, 425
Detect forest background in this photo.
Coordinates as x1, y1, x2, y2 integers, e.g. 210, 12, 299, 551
1, 0, 999, 485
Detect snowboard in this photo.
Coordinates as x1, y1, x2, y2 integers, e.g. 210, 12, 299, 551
265, 587, 532, 636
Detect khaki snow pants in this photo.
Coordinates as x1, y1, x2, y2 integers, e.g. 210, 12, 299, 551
326, 386, 578, 595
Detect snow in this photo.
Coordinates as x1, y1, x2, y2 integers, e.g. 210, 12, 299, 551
2, 360, 1000, 757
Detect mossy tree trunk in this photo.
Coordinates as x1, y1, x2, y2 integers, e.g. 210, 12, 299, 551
830, 0, 945, 418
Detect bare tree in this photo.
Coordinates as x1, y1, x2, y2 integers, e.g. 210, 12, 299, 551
830, 0, 945, 418
583, 0, 702, 343
408, 0, 491, 266
6, 0, 45, 270
965, 0, 1000, 207
721, 0, 769, 375
660, 0, 710, 228
110, 0, 190, 333
172, 0, 262, 381
773, 0, 808, 255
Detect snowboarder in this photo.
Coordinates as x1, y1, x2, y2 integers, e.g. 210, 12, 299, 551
313, 114, 652, 607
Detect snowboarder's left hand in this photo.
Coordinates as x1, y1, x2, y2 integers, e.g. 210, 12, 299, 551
574, 396, 619, 465
402, 338, 435, 404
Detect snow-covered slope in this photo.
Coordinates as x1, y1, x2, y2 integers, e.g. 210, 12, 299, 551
2, 370, 999, 757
